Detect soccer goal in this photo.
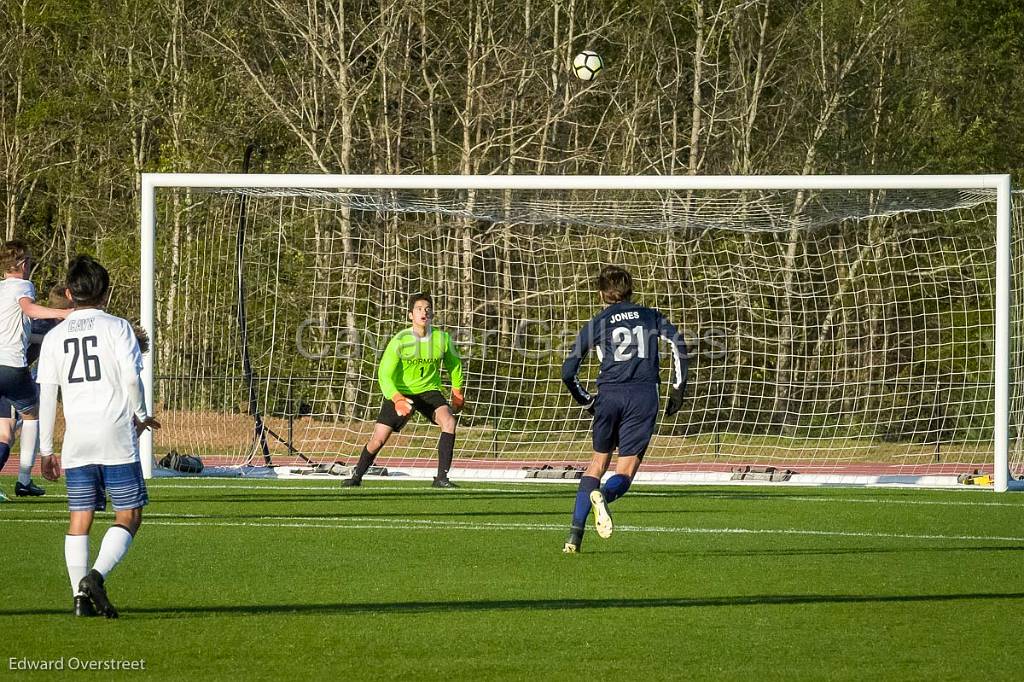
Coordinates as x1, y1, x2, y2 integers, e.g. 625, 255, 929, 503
139, 174, 1024, 491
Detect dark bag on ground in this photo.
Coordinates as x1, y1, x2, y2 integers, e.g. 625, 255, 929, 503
158, 450, 204, 474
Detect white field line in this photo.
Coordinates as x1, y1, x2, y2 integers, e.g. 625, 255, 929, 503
8, 482, 1024, 509
640, 493, 1024, 509
1, 513, 1023, 543
142, 481, 1024, 508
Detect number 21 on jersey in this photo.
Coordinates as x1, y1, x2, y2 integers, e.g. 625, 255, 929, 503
611, 325, 648, 362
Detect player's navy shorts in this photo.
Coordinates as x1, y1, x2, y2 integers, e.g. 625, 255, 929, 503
0, 365, 38, 415
0, 396, 15, 419
376, 390, 449, 432
66, 462, 149, 512
592, 383, 659, 458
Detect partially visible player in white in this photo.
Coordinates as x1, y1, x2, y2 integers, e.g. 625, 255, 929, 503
0, 242, 69, 501
38, 255, 160, 618
0, 285, 71, 499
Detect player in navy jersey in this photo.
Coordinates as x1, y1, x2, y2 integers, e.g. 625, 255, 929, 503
560, 265, 688, 553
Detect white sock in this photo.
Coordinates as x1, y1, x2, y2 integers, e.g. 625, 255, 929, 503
65, 534, 90, 597
92, 525, 134, 578
17, 419, 38, 486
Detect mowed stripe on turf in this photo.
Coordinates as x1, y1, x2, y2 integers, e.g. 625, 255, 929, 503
2, 513, 1023, 543
143, 481, 1024, 507
14, 485, 1024, 509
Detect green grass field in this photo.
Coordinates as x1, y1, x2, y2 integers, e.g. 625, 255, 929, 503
2, 475, 1023, 680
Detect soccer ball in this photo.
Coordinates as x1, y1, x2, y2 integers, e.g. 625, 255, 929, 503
572, 51, 603, 81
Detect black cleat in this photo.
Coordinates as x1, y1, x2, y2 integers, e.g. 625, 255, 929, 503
74, 594, 97, 617
431, 477, 458, 489
341, 476, 362, 487
15, 480, 45, 497
78, 570, 118, 619
563, 526, 584, 554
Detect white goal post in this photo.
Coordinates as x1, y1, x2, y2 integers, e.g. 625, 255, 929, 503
139, 173, 1020, 491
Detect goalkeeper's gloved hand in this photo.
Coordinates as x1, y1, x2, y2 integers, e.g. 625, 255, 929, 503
451, 388, 465, 412
665, 385, 685, 417
392, 393, 413, 417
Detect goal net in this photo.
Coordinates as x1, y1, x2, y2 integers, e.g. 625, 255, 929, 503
140, 175, 1024, 489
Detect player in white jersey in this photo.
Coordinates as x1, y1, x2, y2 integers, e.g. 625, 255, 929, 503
37, 256, 160, 618
0, 242, 69, 500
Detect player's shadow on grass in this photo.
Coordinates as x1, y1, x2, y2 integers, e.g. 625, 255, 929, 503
7, 592, 1024, 618
607, 545, 1024, 558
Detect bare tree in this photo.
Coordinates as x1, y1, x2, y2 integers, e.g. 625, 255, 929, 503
0, 0, 66, 241
771, 0, 896, 428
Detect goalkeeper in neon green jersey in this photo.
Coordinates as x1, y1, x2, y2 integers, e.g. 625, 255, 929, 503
344, 292, 465, 488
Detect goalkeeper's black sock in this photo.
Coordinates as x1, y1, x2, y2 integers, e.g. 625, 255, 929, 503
437, 432, 455, 479
353, 446, 377, 479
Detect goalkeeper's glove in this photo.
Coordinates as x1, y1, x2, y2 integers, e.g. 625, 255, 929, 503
665, 385, 685, 417
451, 388, 465, 412
392, 393, 413, 417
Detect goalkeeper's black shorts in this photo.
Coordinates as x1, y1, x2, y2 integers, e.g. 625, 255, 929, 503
376, 390, 449, 431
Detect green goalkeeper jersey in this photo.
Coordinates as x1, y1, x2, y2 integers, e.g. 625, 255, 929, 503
378, 327, 463, 398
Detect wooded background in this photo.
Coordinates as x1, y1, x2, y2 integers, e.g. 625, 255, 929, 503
3, 0, 1022, 264
3, 0, 1024, 458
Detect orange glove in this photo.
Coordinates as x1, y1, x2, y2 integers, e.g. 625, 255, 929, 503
451, 388, 465, 412
392, 393, 413, 417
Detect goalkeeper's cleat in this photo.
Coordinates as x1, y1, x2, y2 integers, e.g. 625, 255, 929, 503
0, 489, 8, 503
563, 526, 584, 554
15, 480, 45, 497
589, 489, 613, 539
79, 570, 118, 619
73, 594, 97, 617
431, 477, 458, 489
341, 476, 362, 487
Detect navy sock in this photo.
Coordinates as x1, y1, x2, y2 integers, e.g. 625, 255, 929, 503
571, 475, 601, 528
0, 442, 9, 472
603, 474, 632, 503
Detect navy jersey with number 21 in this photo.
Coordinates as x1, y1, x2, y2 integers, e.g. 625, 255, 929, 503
561, 301, 687, 408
